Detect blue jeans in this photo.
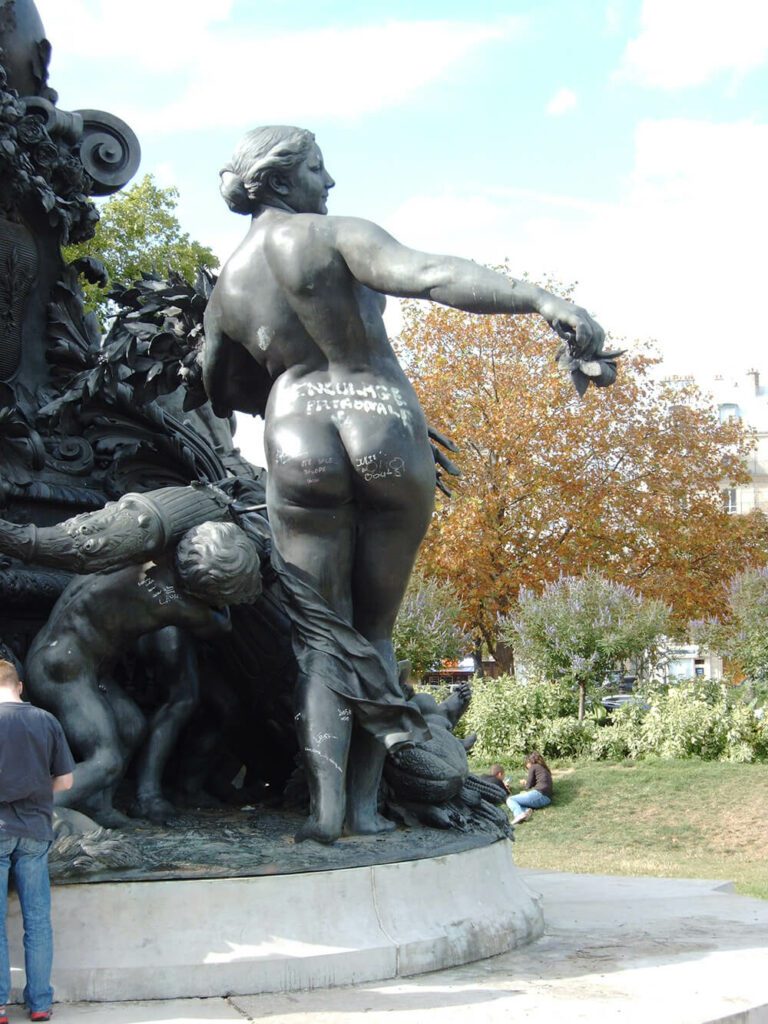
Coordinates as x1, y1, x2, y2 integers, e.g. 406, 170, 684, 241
0, 835, 53, 1012
506, 790, 551, 818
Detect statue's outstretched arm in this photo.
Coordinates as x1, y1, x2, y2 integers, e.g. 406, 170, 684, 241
334, 217, 605, 360
0, 484, 231, 574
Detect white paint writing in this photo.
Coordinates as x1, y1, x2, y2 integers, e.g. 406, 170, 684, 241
138, 577, 180, 605
296, 381, 407, 404
354, 451, 406, 482
256, 325, 273, 351
298, 455, 336, 485
304, 747, 343, 773
296, 381, 412, 428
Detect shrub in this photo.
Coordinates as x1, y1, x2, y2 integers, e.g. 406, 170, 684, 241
537, 716, 596, 759
464, 674, 767, 764
463, 674, 579, 762
591, 679, 766, 763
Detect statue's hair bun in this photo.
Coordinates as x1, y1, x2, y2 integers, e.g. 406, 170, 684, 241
220, 169, 253, 215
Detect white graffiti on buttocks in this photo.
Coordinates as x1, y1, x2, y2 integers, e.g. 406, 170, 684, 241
354, 451, 406, 482
295, 381, 412, 426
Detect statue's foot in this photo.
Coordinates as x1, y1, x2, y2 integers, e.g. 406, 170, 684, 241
131, 796, 177, 824
346, 811, 397, 836
294, 816, 342, 845
89, 807, 136, 829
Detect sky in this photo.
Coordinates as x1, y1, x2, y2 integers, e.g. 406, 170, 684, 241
33, 0, 768, 462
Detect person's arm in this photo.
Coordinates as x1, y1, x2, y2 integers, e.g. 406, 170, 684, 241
525, 766, 536, 790
333, 217, 604, 359
52, 773, 73, 792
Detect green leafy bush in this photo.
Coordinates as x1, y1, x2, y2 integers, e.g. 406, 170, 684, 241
463, 674, 580, 762
624, 679, 767, 762
537, 716, 596, 759
464, 674, 767, 764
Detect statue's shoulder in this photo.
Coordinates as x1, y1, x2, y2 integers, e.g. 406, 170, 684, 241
263, 214, 350, 288
267, 213, 373, 249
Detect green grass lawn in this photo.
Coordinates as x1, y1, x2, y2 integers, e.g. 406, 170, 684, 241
496, 759, 768, 899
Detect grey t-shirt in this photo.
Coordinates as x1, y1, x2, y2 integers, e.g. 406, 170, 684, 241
0, 701, 75, 841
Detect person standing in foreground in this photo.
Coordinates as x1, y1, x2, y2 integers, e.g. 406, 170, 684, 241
507, 752, 553, 825
0, 660, 74, 1023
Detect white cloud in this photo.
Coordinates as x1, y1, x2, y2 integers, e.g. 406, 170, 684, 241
149, 21, 512, 131
617, 0, 768, 88
36, 5, 521, 131
545, 87, 578, 116
37, 0, 235, 69
386, 118, 768, 379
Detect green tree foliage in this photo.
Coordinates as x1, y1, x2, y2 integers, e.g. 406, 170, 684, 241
64, 174, 217, 319
392, 574, 468, 679
691, 568, 768, 689
501, 570, 670, 720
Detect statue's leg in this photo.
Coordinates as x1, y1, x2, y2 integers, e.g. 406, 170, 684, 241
345, 725, 393, 835
266, 418, 356, 844
346, 428, 436, 835
133, 627, 199, 822
83, 677, 146, 826
32, 674, 132, 828
294, 674, 353, 844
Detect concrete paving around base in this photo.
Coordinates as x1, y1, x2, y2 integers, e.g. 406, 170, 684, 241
8, 870, 768, 1024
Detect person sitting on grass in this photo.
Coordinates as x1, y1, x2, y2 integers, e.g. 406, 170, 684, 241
480, 763, 510, 803
506, 752, 553, 824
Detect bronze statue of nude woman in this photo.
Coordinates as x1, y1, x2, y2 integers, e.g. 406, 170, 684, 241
203, 125, 608, 844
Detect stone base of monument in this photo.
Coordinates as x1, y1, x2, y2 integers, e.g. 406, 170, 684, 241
7, 838, 542, 1002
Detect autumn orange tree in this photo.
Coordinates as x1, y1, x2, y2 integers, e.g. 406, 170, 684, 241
396, 276, 768, 669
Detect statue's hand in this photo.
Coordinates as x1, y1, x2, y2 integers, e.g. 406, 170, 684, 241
538, 295, 623, 397
537, 295, 605, 361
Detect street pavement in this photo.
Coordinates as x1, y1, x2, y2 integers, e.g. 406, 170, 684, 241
5, 870, 768, 1024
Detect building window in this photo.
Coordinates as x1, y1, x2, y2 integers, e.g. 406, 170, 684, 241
719, 403, 740, 423
723, 488, 738, 514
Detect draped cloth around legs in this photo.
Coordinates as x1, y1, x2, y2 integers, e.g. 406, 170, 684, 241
267, 545, 430, 752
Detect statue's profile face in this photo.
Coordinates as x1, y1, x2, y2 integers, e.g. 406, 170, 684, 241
284, 143, 335, 214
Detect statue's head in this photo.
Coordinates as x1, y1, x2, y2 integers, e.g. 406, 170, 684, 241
174, 521, 263, 606
220, 125, 334, 215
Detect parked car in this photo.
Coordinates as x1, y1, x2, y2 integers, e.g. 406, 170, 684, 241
599, 676, 650, 715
